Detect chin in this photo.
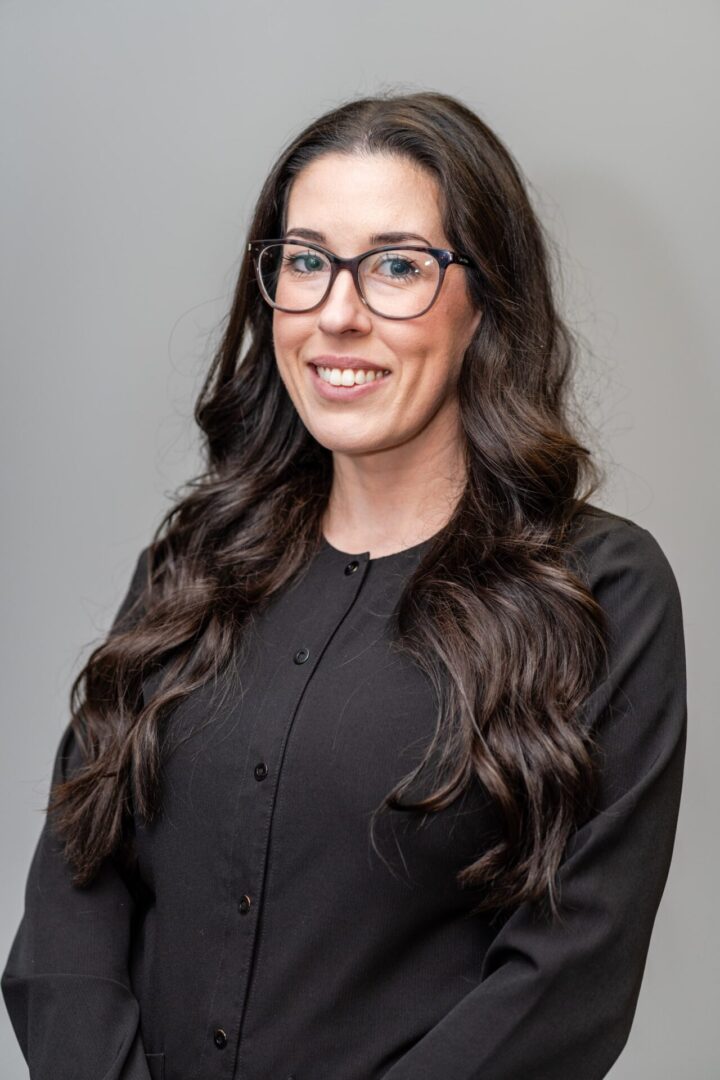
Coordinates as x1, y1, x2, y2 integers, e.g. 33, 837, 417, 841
309, 426, 388, 456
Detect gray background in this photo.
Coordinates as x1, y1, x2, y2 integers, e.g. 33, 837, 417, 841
1, 1, 717, 1076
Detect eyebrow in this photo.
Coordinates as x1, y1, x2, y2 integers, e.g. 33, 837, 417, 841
285, 227, 434, 247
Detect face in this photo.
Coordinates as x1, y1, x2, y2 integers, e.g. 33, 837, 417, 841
270, 152, 482, 463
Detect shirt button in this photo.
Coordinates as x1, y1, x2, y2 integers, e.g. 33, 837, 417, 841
238, 894, 252, 914
344, 560, 359, 575
254, 761, 268, 780
293, 647, 310, 664
213, 1028, 227, 1049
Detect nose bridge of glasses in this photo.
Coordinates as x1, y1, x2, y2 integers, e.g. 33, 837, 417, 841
325, 258, 367, 306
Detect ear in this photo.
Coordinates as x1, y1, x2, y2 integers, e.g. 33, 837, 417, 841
468, 305, 483, 340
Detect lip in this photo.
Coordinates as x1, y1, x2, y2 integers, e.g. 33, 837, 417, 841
309, 355, 390, 373
307, 362, 391, 401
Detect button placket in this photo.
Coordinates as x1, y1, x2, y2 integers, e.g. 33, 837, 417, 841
215, 550, 370, 1079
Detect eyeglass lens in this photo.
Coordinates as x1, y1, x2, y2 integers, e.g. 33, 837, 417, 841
257, 243, 441, 318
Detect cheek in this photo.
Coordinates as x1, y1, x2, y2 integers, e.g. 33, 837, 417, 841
274, 304, 328, 337
392, 304, 467, 387
427, 291, 480, 381
272, 311, 306, 356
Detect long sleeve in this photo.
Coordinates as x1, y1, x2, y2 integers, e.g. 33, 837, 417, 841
2, 547, 155, 1080
381, 520, 687, 1080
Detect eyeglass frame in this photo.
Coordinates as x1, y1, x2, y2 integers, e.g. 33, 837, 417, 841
247, 237, 478, 320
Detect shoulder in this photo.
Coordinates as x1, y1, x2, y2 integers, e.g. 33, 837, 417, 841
111, 543, 154, 633
565, 503, 683, 627
564, 507, 687, 779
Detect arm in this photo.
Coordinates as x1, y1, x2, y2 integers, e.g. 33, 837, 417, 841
2, 547, 155, 1080
382, 520, 687, 1080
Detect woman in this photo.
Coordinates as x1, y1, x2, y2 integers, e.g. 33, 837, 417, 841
2, 91, 687, 1080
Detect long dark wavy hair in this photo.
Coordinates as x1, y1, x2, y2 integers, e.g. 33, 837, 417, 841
49, 89, 609, 922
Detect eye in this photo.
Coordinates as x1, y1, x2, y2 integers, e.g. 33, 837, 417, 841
375, 254, 419, 279
284, 250, 328, 274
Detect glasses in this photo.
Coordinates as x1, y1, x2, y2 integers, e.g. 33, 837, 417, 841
247, 238, 477, 320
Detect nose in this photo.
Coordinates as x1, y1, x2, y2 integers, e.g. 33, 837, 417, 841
316, 267, 371, 335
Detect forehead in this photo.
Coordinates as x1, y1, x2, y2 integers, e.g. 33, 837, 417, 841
284, 152, 446, 248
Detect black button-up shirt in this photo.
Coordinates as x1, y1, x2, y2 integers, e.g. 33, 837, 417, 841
1, 504, 687, 1080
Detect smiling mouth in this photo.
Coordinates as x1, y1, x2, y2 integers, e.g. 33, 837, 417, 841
311, 363, 392, 387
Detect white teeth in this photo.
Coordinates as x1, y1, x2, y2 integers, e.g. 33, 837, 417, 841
316, 365, 390, 387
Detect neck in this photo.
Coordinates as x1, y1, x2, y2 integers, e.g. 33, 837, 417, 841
322, 421, 466, 559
